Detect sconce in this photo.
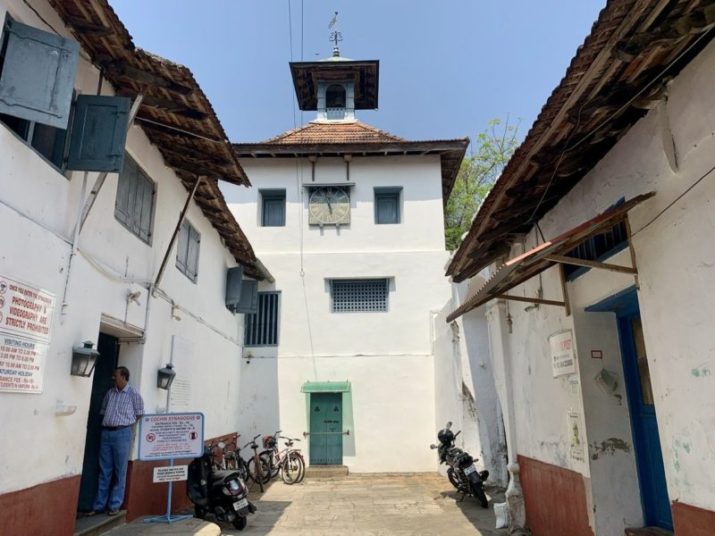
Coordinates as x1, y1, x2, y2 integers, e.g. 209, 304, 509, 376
157, 363, 176, 390
71, 341, 100, 377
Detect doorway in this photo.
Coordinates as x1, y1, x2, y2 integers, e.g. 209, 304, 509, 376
309, 392, 343, 465
615, 296, 673, 529
77, 333, 119, 512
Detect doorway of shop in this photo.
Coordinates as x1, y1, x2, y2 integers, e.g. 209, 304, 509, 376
590, 288, 672, 529
309, 392, 343, 465
77, 333, 119, 512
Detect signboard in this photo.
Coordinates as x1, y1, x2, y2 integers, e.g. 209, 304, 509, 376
0, 275, 55, 394
568, 411, 586, 463
153, 465, 188, 483
549, 329, 576, 377
138, 412, 204, 461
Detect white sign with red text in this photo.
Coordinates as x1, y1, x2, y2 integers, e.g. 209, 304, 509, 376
139, 412, 204, 461
0, 275, 55, 394
550, 329, 577, 377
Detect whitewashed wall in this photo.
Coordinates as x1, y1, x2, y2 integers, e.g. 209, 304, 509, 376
475, 37, 715, 534
0, 0, 245, 497
229, 153, 451, 471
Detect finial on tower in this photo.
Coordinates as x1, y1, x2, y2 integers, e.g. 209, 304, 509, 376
328, 11, 342, 57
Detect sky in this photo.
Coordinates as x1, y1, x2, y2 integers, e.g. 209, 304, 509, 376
109, 0, 605, 150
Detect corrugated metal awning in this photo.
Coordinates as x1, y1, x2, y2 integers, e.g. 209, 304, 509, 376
446, 192, 654, 322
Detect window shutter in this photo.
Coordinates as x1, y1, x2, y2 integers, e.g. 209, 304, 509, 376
114, 157, 132, 225
376, 197, 397, 224
235, 279, 258, 314
66, 95, 130, 171
225, 266, 244, 312
137, 175, 154, 242
264, 198, 285, 226
176, 221, 189, 273
0, 18, 79, 129
187, 226, 200, 281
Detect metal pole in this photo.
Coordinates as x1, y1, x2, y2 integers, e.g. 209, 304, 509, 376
153, 176, 204, 290
166, 458, 174, 522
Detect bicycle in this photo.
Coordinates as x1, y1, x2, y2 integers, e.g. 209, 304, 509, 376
239, 434, 269, 493
258, 431, 306, 485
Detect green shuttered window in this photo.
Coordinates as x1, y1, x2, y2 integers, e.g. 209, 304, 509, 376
115, 155, 155, 244
374, 187, 401, 224
261, 189, 286, 227
244, 292, 280, 346
176, 220, 200, 283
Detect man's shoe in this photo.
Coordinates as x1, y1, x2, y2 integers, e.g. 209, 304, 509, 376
107, 509, 119, 516
84, 511, 100, 517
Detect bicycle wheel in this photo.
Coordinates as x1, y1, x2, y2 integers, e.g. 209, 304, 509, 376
247, 455, 270, 485
280, 450, 304, 484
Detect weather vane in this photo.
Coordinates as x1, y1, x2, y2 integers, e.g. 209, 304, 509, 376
328, 11, 342, 55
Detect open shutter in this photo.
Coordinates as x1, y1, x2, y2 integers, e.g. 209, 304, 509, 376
66, 95, 130, 171
176, 221, 189, 273
235, 279, 258, 314
186, 226, 200, 281
114, 156, 132, 225
225, 266, 244, 312
137, 175, 154, 242
0, 17, 79, 129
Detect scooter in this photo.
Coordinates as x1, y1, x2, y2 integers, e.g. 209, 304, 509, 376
430, 421, 490, 508
187, 445, 256, 531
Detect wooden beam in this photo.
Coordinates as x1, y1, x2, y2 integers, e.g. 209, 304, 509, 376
105, 61, 193, 95
65, 16, 111, 34
545, 254, 637, 274
498, 294, 566, 307
559, 263, 571, 317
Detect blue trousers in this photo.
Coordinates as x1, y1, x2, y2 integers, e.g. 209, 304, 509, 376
93, 427, 132, 511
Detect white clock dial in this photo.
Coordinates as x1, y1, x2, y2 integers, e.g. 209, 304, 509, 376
309, 187, 350, 225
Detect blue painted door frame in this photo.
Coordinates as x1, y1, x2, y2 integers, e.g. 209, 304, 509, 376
309, 392, 343, 465
589, 288, 673, 529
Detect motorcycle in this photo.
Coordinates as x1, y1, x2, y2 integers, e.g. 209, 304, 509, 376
430, 421, 490, 508
187, 445, 256, 531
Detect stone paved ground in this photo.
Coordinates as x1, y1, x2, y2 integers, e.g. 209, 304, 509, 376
222, 474, 508, 536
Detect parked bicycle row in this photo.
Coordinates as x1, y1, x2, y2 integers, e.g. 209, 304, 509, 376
186, 430, 305, 531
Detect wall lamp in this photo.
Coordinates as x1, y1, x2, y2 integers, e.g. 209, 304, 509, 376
157, 363, 176, 390
71, 341, 100, 377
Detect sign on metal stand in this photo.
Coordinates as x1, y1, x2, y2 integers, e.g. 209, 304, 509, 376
138, 412, 204, 524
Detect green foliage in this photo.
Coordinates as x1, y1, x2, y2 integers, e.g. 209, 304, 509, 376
445, 118, 519, 251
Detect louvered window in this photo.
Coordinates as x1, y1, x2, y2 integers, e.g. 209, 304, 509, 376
176, 219, 200, 283
375, 187, 401, 224
244, 292, 280, 346
261, 189, 286, 227
331, 279, 389, 313
115, 155, 155, 244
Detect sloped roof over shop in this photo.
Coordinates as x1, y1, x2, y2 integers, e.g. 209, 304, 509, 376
447, 0, 715, 283
233, 122, 469, 205
49, 0, 266, 279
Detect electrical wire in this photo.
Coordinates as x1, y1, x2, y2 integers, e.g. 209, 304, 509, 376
525, 27, 714, 231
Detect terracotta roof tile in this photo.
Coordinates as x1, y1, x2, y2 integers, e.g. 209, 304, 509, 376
264, 121, 405, 144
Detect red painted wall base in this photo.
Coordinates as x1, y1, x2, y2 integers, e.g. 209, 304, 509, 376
518, 454, 594, 536
673, 502, 715, 536
0, 475, 80, 536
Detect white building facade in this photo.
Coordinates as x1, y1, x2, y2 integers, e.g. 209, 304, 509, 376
0, 1, 264, 534
230, 51, 471, 472
447, 3, 715, 535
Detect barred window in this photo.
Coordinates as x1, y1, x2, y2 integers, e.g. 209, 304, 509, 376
331, 279, 389, 313
245, 292, 280, 346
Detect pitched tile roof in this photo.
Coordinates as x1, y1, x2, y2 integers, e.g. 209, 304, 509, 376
264, 121, 405, 144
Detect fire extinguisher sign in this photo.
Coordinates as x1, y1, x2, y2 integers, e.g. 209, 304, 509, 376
138, 412, 204, 461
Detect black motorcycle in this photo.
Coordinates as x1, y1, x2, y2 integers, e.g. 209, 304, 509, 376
187, 446, 256, 531
430, 421, 490, 508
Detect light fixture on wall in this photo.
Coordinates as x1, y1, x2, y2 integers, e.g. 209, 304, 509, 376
71, 341, 100, 377
157, 363, 176, 390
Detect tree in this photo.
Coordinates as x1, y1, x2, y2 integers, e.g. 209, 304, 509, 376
445, 118, 520, 251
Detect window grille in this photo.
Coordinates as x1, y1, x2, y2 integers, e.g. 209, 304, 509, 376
115, 155, 155, 244
176, 220, 200, 282
331, 279, 389, 313
245, 292, 280, 346
564, 198, 627, 280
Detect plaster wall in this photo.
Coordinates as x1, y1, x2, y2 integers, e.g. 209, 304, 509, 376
480, 36, 715, 532
230, 155, 447, 253
0, 0, 245, 497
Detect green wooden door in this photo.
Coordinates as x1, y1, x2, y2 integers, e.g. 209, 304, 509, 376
309, 392, 343, 465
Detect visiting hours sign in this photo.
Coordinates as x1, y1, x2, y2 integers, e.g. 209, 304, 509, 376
0, 275, 55, 394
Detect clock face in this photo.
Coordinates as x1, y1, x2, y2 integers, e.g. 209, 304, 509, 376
309, 186, 350, 225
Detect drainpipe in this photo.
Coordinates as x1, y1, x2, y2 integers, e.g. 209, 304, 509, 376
153, 175, 204, 291
485, 298, 528, 534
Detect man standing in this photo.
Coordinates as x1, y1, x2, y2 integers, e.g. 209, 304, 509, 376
90, 366, 144, 516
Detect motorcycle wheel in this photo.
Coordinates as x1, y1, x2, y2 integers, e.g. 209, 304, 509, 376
446, 468, 461, 490
232, 515, 248, 531
471, 482, 489, 508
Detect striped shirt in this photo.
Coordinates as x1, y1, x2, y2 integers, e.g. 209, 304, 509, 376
101, 384, 144, 427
